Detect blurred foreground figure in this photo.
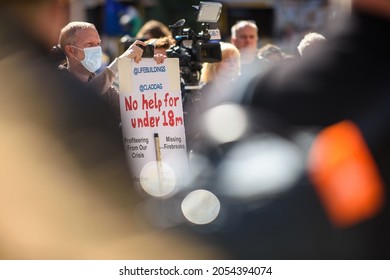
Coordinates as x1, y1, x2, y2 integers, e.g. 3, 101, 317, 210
0, 0, 221, 259
185, 0, 390, 259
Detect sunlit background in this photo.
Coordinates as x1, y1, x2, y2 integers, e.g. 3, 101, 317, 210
69, 0, 350, 63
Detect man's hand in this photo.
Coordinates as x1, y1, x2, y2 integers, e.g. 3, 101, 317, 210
153, 53, 166, 64
108, 40, 168, 77
119, 40, 145, 63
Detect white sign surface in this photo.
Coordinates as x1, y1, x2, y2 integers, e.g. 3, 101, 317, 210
118, 58, 188, 197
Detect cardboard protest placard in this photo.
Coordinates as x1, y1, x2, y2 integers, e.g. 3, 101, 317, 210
118, 58, 188, 197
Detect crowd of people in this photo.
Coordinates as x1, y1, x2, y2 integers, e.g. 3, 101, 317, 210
1, 0, 390, 260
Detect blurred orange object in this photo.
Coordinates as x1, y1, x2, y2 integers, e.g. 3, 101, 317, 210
308, 120, 385, 228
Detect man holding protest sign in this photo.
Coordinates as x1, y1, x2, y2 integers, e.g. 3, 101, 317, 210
58, 21, 165, 120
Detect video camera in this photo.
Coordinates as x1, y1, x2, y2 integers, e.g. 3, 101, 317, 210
166, 2, 223, 88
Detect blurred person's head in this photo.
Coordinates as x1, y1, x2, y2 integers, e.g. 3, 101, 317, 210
136, 20, 171, 40
282, 53, 299, 64
145, 36, 175, 56
258, 44, 283, 63
1, 0, 70, 49
59, 21, 102, 81
230, 20, 259, 57
201, 42, 241, 84
297, 32, 327, 58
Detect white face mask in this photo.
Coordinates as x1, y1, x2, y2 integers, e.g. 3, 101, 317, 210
72, 45, 102, 73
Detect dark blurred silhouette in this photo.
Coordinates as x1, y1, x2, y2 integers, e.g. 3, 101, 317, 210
182, 0, 390, 259
0, 0, 222, 259
50, 44, 67, 65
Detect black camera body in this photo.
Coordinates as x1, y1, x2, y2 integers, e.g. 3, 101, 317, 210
167, 19, 222, 87
137, 43, 155, 58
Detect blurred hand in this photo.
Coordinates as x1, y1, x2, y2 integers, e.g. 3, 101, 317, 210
108, 40, 166, 77
119, 40, 145, 63
153, 53, 167, 64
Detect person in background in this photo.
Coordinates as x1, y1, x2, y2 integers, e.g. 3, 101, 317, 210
185, 42, 241, 153
135, 19, 171, 40
200, 42, 241, 104
0, 0, 222, 259
145, 35, 176, 56
257, 43, 284, 64
297, 32, 327, 58
230, 20, 268, 79
58, 21, 165, 121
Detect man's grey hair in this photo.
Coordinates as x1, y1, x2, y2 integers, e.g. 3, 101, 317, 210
231, 20, 258, 39
297, 32, 326, 57
59, 21, 96, 50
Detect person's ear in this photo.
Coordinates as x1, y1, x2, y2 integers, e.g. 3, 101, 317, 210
64, 45, 75, 58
